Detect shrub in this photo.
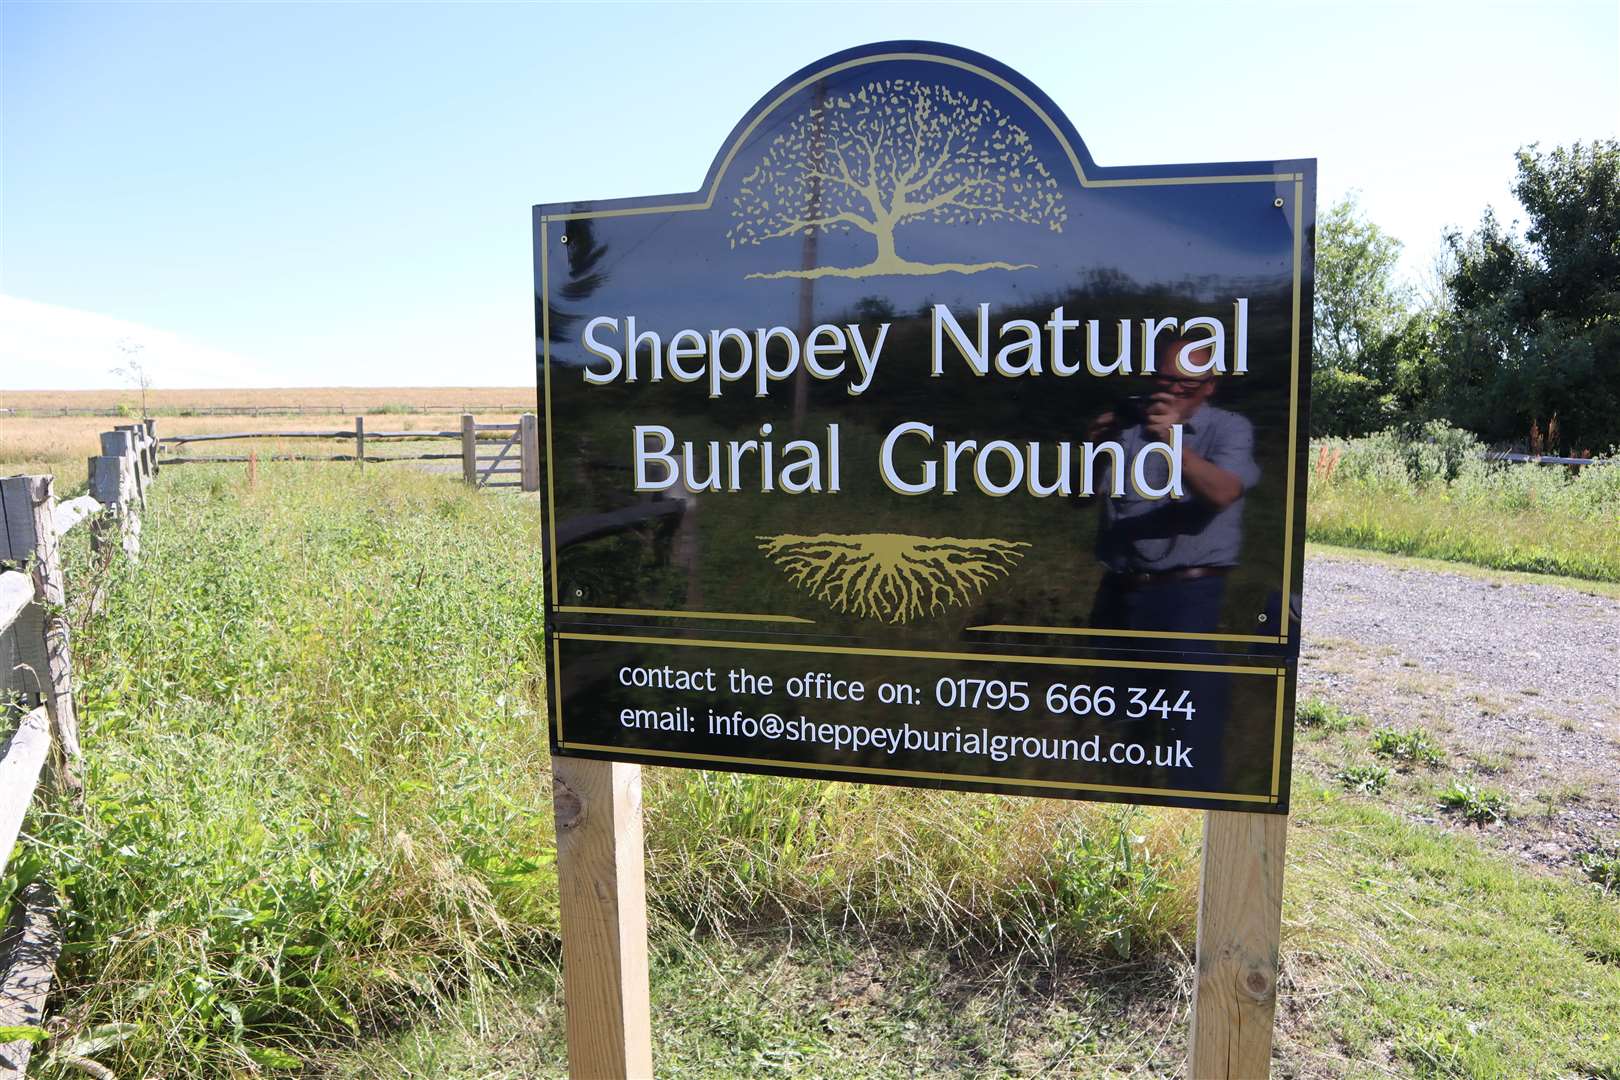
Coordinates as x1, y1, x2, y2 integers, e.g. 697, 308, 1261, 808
1296, 697, 1352, 732
1438, 781, 1509, 825
1335, 763, 1392, 794
1369, 727, 1446, 768
1577, 846, 1620, 893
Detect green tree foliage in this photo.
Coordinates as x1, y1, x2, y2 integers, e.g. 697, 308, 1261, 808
1433, 141, 1620, 451
1310, 195, 1428, 436
1315, 194, 1409, 381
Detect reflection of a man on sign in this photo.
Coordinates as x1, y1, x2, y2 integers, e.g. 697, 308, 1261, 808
1085, 337, 1260, 634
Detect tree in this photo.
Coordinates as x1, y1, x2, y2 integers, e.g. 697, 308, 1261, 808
1433, 141, 1620, 450
1310, 195, 1420, 434
727, 78, 1067, 279
1314, 194, 1409, 381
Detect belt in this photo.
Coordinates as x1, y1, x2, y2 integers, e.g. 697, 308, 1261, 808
1106, 566, 1229, 590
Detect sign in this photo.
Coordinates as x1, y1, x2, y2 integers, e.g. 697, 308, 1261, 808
534, 41, 1314, 813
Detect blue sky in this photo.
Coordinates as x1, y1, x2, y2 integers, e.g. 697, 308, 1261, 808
2, 0, 1615, 390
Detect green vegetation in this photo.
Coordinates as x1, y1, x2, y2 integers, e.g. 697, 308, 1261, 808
1286, 787, 1620, 1079
1294, 696, 1353, 732
1312, 140, 1619, 452
1307, 423, 1620, 581
1369, 726, 1446, 768
12, 465, 1195, 1077
1334, 763, 1392, 794
1438, 781, 1512, 825
1579, 847, 1620, 893
320, 781, 1620, 1079
6, 463, 1615, 1076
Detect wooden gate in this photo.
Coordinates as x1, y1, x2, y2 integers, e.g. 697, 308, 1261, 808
461, 414, 540, 491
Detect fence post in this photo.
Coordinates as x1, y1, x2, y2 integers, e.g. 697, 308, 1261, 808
89, 453, 140, 559
117, 424, 150, 486
0, 475, 84, 795
553, 757, 653, 1079
101, 431, 143, 509
355, 416, 366, 470
0, 880, 64, 1079
520, 413, 541, 492
143, 417, 158, 476
461, 414, 477, 487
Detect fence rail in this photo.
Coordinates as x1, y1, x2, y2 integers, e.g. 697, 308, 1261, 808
1483, 450, 1611, 467
157, 414, 541, 491
2, 421, 153, 1078
2, 403, 533, 419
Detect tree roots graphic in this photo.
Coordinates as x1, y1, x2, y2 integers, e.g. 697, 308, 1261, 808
757, 533, 1029, 624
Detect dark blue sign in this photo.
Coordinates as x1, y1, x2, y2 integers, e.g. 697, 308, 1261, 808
533, 41, 1314, 812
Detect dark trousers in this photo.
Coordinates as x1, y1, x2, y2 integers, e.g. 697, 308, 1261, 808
1089, 572, 1230, 789
1088, 572, 1227, 635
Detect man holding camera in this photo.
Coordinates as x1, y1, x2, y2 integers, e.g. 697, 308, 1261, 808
1085, 335, 1260, 635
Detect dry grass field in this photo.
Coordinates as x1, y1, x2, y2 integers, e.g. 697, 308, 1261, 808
1, 386, 534, 415
0, 388, 534, 490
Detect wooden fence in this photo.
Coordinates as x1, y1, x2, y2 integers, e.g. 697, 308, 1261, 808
0, 422, 154, 1078
157, 413, 541, 491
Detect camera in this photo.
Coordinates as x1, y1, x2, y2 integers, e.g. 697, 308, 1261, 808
1113, 394, 1150, 425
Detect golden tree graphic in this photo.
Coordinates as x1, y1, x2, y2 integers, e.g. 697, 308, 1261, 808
757, 533, 1029, 624
728, 78, 1067, 279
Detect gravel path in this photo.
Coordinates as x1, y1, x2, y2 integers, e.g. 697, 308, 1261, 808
1299, 552, 1620, 870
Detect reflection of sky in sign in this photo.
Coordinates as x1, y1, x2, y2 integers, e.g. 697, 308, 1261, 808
542, 57, 1296, 373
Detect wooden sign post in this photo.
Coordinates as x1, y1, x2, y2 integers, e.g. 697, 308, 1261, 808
532, 41, 1313, 1078
551, 757, 653, 1078
1189, 810, 1288, 1075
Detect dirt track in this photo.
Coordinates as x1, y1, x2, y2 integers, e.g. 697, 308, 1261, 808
1300, 551, 1619, 872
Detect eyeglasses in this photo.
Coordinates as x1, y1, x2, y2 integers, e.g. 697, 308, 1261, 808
1153, 375, 1207, 391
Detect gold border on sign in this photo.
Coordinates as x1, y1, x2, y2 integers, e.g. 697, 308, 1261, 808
558, 605, 813, 624
538, 51, 1307, 650
553, 634, 1286, 806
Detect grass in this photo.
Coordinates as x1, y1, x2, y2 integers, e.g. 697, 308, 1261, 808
318, 780, 1620, 1079
10, 463, 1198, 1078
1307, 486, 1620, 582
1307, 427, 1620, 582
1579, 847, 1620, 893
5, 447, 1616, 1076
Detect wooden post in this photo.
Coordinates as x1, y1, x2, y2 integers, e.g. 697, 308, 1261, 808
143, 417, 158, 475
0, 476, 83, 795
520, 413, 541, 492
116, 424, 149, 486
88, 454, 139, 559
1188, 810, 1288, 1077
102, 431, 144, 509
355, 416, 366, 469
552, 757, 653, 1079
461, 413, 477, 486
0, 881, 63, 1080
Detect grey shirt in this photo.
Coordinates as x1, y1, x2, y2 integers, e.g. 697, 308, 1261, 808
1095, 403, 1261, 573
